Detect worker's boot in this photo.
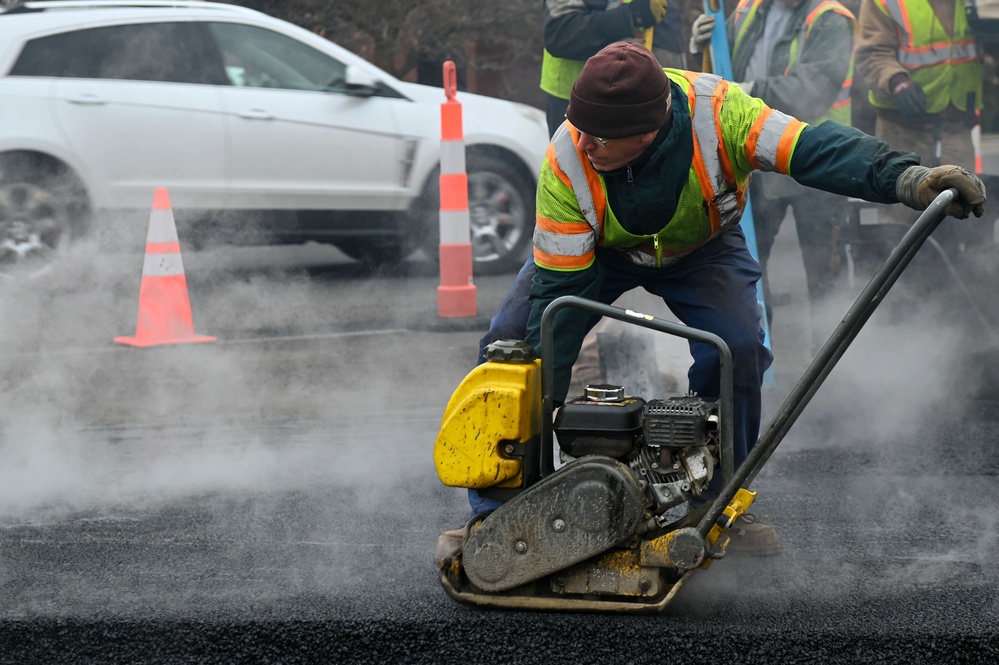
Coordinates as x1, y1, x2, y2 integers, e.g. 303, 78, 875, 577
726, 513, 782, 557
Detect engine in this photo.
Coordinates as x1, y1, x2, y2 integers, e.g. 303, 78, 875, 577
553, 384, 718, 515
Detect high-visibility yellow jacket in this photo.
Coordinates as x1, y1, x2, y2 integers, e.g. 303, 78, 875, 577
535, 70, 808, 271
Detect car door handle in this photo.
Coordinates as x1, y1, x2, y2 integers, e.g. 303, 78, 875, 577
238, 109, 274, 120
66, 94, 106, 105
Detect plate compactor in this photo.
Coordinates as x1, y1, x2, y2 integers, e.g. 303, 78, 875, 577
433, 191, 962, 613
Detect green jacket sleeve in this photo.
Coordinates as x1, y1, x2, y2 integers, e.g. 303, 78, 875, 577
524, 262, 605, 404
788, 121, 920, 203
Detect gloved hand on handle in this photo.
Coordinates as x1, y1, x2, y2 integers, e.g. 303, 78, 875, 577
626, 0, 667, 29
896, 165, 987, 219
689, 13, 716, 55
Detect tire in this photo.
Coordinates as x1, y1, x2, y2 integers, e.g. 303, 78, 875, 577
0, 154, 89, 279
416, 153, 535, 276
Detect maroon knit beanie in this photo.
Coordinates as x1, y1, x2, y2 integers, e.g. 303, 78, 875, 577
567, 42, 671, 139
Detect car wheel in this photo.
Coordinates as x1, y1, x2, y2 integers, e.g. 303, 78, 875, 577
0, 155, 88, 279
417, 153, 535, 276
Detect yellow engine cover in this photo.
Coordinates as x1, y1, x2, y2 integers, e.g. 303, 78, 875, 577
434, 358, 542, 489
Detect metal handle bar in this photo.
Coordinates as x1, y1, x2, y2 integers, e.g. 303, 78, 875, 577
697, 188, 958, 537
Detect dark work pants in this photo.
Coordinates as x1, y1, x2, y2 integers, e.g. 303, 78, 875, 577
468, 228, 773, 516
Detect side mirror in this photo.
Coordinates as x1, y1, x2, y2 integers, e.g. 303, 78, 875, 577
344, 65, 379, 97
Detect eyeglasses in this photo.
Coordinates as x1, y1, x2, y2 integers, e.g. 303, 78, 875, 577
564, 113, 611, 147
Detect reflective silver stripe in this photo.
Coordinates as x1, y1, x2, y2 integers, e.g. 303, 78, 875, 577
440, 141, 466, 175
689, 74, 727, 196
439, 210, 471, 244
753, 109, 796, 171
143, 252, 185, 277
616, 248, 686, 268
715, 191, 742, 228
898, 42, 978, 68
146, 209, 180, 243
536, 123, 600, 260
551, 124, 600, 233
533, 225, 594, 257
879, 0, 909, 44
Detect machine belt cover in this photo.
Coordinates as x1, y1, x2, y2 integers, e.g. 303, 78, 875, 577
463, 456, 645, 592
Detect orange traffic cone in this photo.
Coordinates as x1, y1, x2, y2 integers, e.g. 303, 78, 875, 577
114, 188, 216, 347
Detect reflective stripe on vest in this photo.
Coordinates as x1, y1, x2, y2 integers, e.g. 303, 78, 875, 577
685, 72, 741, 236
733, 0, 766, 52
532, 125, 605, 269
875, 0, 977, 68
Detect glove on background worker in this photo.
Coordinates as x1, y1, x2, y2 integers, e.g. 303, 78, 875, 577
689, 13, 755, 94
896, 165, 987, 219
888, 73, 927, 118
624, 0, 667, 28
689, 12, 715, 54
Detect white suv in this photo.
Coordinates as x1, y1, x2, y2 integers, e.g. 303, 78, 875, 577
0, 1, 548, 274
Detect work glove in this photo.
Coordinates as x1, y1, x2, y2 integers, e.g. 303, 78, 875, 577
896, 165, 987, 219
890, 74, 927, 118
689, 13, 716, 55
625, 0, 667, 29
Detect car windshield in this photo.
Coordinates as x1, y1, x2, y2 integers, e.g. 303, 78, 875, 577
205, 22, 348, 93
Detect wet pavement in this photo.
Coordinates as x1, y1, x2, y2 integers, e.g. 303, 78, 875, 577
1, 225, 999, 663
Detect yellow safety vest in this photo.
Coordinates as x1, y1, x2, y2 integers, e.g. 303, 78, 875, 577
868, 0, 982, 113
533, 70, 808, 270
540, 49, 587, 101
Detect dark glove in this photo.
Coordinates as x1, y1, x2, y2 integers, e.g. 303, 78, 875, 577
626, 0, 667, 29
890, 75, 926, 118
896, 165, 987, 219
689, 13, 716, 55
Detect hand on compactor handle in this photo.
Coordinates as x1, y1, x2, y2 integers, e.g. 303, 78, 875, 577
896, 165, 987, 219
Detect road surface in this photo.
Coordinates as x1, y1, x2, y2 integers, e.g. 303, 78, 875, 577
1, 229, 997, 663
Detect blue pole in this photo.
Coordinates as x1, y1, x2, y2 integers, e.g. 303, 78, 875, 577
701, 0, 775, 387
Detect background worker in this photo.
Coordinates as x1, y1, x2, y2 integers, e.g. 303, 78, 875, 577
689, 0, 857, 349
853, 0, 986, 259
542, 0, 687, 136
467, 42, 985, 556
